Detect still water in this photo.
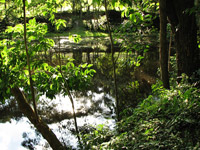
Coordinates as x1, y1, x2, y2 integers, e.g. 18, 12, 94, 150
0, 35, 158, 149
0, 89, 116, 149
0, 36, 117, 149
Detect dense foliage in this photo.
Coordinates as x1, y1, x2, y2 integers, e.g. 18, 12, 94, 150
0, 17, 95, 102
81, 74, 200, 149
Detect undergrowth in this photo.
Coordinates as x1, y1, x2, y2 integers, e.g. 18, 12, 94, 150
80, 74, 200, 149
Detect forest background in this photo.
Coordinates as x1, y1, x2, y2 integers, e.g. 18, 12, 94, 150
0, 0, 200, 149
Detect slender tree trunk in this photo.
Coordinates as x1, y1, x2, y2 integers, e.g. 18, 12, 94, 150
72, 0, 75, 14
159, 0, 170, 89
168, 30, 173, 71
23, 0, 39, 119
11, 87, 66, 150
104, 0, 120, 120
57, 35, 81, 146
20, 2, 67, 149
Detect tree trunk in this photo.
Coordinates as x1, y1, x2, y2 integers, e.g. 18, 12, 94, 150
11, 87, 66, 150
104, 0, 120, 121
159, 0, 170, 89
166, 0, 199, 80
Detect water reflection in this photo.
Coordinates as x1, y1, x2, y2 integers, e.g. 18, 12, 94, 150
0, 87, 116, 149
0, 35, 159, 149
0, 118, 43, 150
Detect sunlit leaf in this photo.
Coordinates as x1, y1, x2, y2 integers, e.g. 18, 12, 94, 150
50, 84, 53, 90
0, 0, 5, 3
81, 63, 87, 68
75, 70, 79, 76
25, 0, 28, 7
42, 63, 49, 71
28, 18, 36, 26
88, 0, 92, 5
87, 64, 93, 68
5, 26, 13, 33
130, 14, 136, 23
24, 70, 29, 76
121, 11, 125, 18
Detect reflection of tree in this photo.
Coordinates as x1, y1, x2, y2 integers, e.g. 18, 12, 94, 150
0, 99, 22, 123
73, 51, 82, 65
86, 49, 91, 64
21, 132, 40, 150
92, 53, 158, 112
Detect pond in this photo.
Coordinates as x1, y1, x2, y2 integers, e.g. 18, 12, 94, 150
0, 88, 116, 149
0, 35, 159, 149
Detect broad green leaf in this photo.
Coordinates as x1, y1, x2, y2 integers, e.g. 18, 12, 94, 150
42, 63, 49, 71
28, 36, 36, 41
130, 14, 134, 21
6, 88, 10, 94
5, 26, 13, 33
130, 14, 136, 23
121, 11, 125, 18
125, 9, 129, 17
75, 70, 79, 76
25, 0, 28, 7
87, 64, 93, 68
50, 84, 53, 90
67, 62, 74, 68
136, 12, 143, 21
0, 0, 5, 3
29, 18, 36, 26
43, 11, 48, 16
17, 0, 22, 6
14, 24, 24, 33
24, 70, 29, 76
1, 51, 7, 57
81, 63, 87, 68
27, 79, 30, 85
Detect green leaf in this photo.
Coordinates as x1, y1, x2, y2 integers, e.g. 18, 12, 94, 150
43, 11, 48, 16
17, 0, 22, 6
75, 70, 79, 76
5, 26, 13, 33
14, 24, 24, 33
42, 63, 49, 71
6, 88, 10, 94
88, 0, 93, 5
25, 0, 28, 7
28, 36, 36, 41
81, 63, 87, 68
130, 14, 134, 21
130, 14, 136, 23
24, 70, 29, 76
121, 11, 125, 18
50, 84, 53, 90
0, 0, 5, 3
87, 64, 93, 68
136, 12, 143, 21
125, 8, 129, 17
29, 18, 36, 26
